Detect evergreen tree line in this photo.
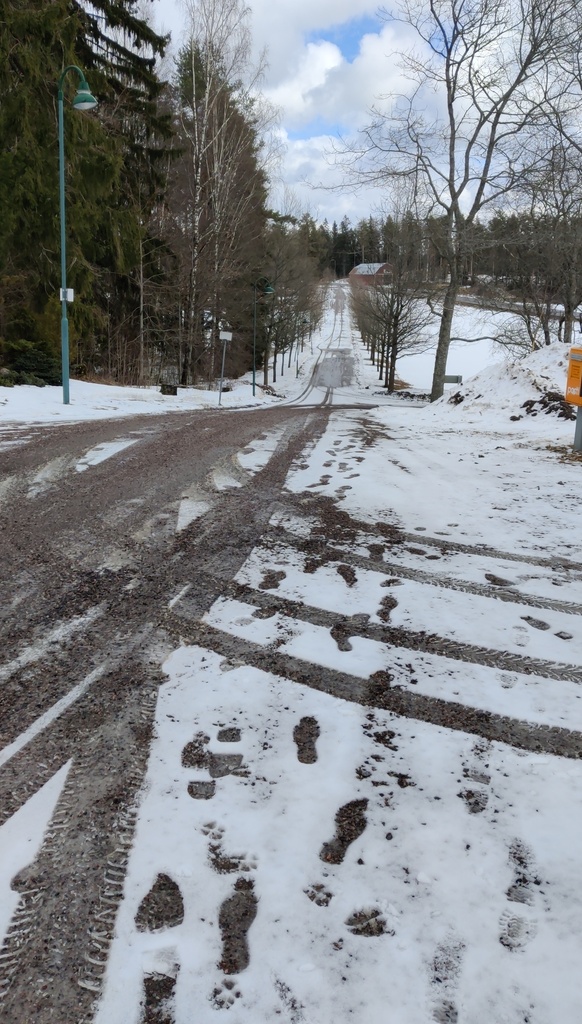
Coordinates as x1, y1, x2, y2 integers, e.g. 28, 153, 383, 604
0, 0, 322, 389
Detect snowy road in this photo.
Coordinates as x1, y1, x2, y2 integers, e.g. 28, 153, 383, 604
1, 291, 582, 1024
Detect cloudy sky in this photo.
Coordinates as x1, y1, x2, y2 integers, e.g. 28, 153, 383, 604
152, 0, 416, 224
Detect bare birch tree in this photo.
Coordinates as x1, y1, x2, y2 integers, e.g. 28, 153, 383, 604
176, 0, 269, 382
350, 0, 575, 399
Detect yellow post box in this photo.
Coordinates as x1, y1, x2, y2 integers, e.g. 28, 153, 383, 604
565, 346, 582, 406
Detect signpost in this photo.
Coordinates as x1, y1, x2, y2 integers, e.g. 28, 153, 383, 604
218, 331, 233, 406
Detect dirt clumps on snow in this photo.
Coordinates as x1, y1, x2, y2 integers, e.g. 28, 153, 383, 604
521, 391, 576, 420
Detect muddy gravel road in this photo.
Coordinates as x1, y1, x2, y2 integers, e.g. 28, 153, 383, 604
0, 278, 392, 1024
2, 311, 582, 1022
0, 393, 360, 1022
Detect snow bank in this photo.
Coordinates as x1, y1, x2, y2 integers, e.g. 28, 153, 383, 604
411, 344, 576, 434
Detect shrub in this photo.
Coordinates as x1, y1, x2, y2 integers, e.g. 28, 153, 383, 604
7, 343, 61, 385
13, 371, 46, 387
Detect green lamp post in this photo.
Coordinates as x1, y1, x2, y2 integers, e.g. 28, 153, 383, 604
58, 66, 98, 405
252, 279, 275, 397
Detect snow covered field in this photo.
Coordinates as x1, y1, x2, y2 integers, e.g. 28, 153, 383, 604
1, 291, 582, 1023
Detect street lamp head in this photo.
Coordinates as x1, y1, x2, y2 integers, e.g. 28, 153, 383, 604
254, 277, 274, 297
72, 83, 98, 111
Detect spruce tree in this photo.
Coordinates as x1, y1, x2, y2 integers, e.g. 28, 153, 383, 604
0, 0, 171, 381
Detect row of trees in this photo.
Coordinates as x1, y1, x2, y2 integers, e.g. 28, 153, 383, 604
0, 0, 175, 384
348, 212, 434, 393
0, 0, 322, 390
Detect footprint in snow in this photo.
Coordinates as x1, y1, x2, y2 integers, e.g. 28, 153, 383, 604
188, 780, 216, 800
521, 615, 550, 631
259, 570, 286, 590
330, 623, 353, 652
208, 752, 244, 778
458, 788, 489, 814
345, 907, 389, 937
182, 731, 211, 769
218, 877, 258, 974
217, 727, 242, 742
212, 978, 242, 1008
512, 625, 530, 649
499, 909, 537, 950
433, 1000, 459, 1023
431, 939, 464, 1024
293, 716, 320, 763
141, 971, 179, 1021
320, 799, 368, 864
135, 873, 184, 932
506, 838, 540, 907
304, 883, 333, 907
202, 823, 257, 874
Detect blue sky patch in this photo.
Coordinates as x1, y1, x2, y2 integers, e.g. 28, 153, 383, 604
286, 115, 343, 142
305, 14, 381, 63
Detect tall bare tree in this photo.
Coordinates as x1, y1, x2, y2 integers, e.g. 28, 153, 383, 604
173, 0, 269, 383
350, 0, 575, 399
531, 142, 582, 347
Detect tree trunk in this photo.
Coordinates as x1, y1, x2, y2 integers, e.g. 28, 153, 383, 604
388, 337, 398, 391
180, 345, 191, 386
138, 234, 144, 385
263, 338, 270, 386
563, 306, 574, 347
431, 274, 458, 401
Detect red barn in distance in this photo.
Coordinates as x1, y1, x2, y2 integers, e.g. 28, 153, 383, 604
348, 262, 392, 286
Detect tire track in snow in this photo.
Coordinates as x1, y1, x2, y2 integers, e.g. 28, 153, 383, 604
219, 581, 582, 684
166, 617, 582, 759
273, 524, 582, 618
